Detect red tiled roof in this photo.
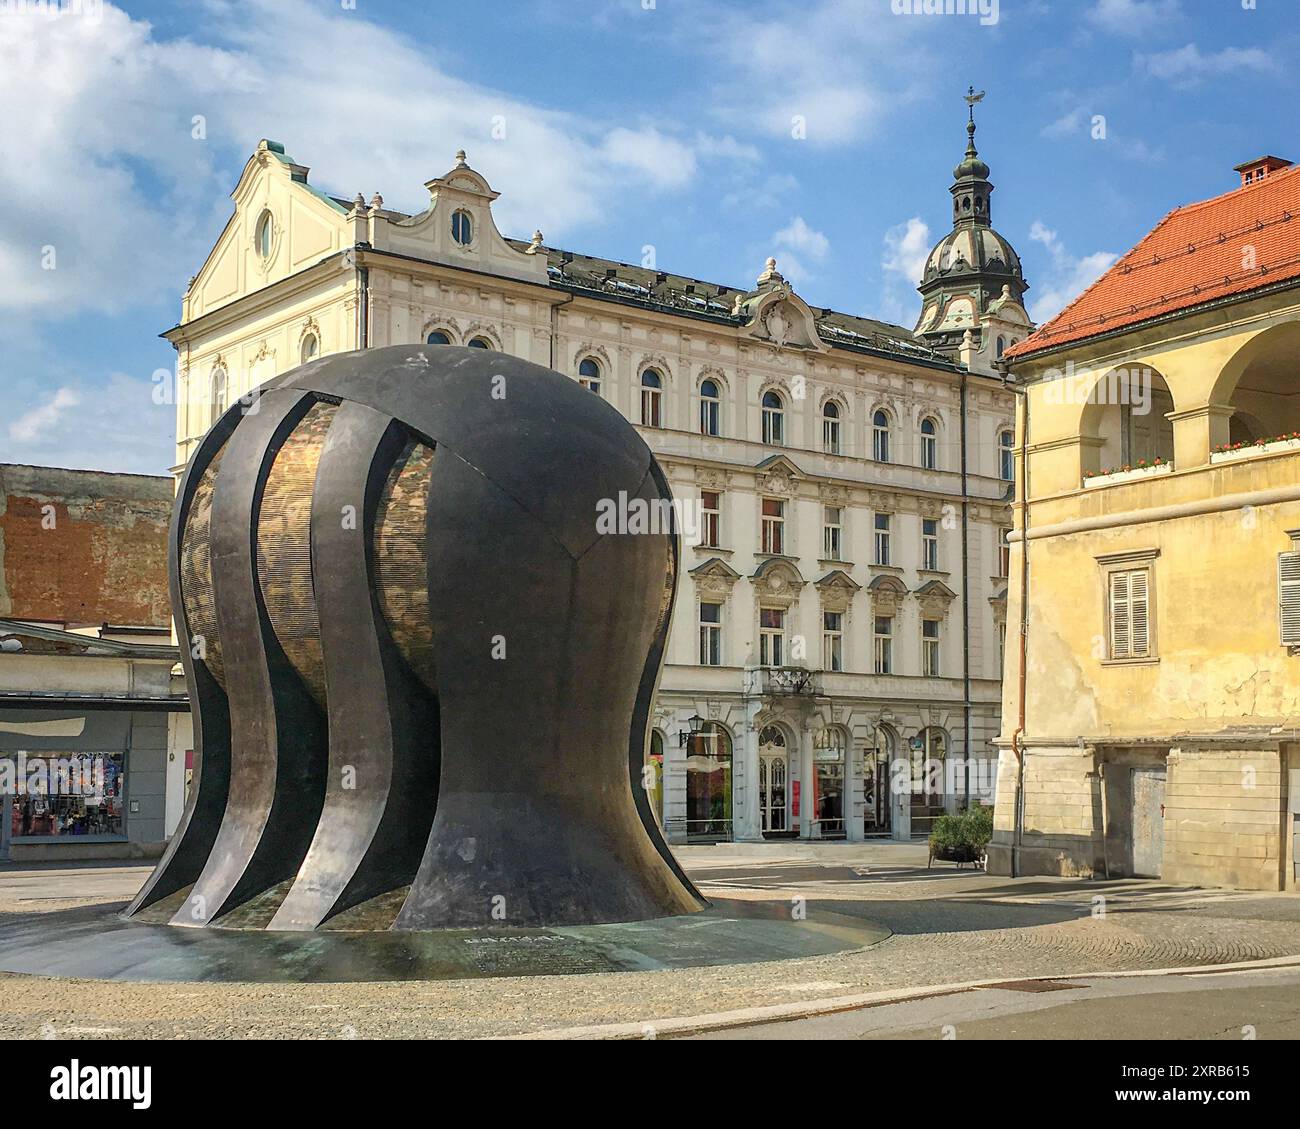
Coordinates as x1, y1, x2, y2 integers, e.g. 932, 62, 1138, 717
1007, 164, 1300, 359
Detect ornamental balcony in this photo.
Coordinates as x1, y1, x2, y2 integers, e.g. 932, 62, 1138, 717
743, 664, 823, 698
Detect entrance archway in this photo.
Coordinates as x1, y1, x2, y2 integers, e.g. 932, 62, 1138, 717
813, 726, 847, 837
864, 725, 895, 835
758, 724, 790, 835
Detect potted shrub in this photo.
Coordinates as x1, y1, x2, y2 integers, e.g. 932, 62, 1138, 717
927, 804, 994, 869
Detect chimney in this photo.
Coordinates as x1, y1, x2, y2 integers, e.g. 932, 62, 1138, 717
1233, 155, 1292, 187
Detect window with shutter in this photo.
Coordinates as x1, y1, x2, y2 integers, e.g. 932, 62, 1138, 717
1280, 550, 1300, 647
1109, 572, 1131, 658
1108, 567, 1152, 659
1129, 569, 1150, 657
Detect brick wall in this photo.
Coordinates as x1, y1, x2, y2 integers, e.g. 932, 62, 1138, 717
0, 464, 173, 627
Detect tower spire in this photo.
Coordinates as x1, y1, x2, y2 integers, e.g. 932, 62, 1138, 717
964, 86, 985, 158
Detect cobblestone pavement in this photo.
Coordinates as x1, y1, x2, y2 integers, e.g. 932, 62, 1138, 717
2, 847, 1299, 1039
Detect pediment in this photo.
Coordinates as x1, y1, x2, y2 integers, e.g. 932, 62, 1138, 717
816, 569, 861, 592
737, 282, 829, 354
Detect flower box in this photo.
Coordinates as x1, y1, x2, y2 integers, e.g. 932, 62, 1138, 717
1082, 462, 1173, 489
1210, 436, 1300, 464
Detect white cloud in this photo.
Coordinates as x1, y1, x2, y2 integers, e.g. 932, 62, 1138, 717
0, 0, 753, 320
1086, 0, 1181, 37
882, 217, 932, 287
9, 388, 80, 443
4, 372, 174, 475
767, 216, 830, 286
697, 0, 935, 146
1026, 220, 1118, 325
774, 217, 830, 262
1135, 43, 1278, 86
1041, 108, 1085, 140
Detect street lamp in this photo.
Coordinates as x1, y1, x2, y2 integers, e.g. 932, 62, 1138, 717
678, 713, 706, 748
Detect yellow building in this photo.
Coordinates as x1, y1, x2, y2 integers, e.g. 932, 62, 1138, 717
990, 155, 1300, 891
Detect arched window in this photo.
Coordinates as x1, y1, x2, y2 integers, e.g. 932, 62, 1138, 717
641, 369, 662, 428
685, 721, 733, 840
255, 211, 273, 259
996, 335, 1006, 359
451, 209, 473, 246
999, 428, 1015, 482
299, 334, 318, 365
699, 378, 720, 436
822, 400, 841, 454
762, 390, 785, 446
426, 330, 452, 345
872, 410, 891, 463
813, 728, 846, 836
913, 727, 948, 801
210, 365, 228, 423
920, 416, 938, 470
578, 357, 601, 395
467, 337, 491, 350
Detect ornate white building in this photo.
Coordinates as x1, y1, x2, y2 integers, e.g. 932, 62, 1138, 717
164, 121, 1030, 844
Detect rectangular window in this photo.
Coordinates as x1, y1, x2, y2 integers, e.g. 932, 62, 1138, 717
873, 616, 893, 675
700, 491, 721, 548
823, 611, 843, 672
12, 751, 126, 839
998, 527, 1012, 578
760, 607, 785, 667
1107, 567, 1152, 659
699, 601, 722, 666
922, 618, 941, 677
922, 518, 939, 571
874, 513, 891, 566
761, 498, 785, 555
1279, 543, 1300, 647
998, 622, 1007, 674
823, 506, 842, 561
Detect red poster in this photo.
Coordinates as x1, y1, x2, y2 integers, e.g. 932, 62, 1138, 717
791, 780, 800, 818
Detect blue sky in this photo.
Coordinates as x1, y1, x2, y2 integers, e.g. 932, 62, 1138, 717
3, 0, 1297, 475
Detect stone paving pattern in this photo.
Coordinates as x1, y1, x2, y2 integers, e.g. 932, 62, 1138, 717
3, 845, 1299, 1039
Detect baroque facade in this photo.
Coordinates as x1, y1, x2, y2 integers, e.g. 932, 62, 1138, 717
164, 123, 1027, 844
991, 154, 1300, 890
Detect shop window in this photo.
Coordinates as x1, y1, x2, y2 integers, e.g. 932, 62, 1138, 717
813, 728, 846, 836
10, 752, 126, 839
685, 722, 732, 840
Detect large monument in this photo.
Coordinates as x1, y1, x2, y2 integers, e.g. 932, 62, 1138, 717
127, 344, 705, 930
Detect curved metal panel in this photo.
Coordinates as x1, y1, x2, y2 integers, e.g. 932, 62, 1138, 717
270, 404, 440, 929
123, 407, 241, 917
171, 389, 329, 927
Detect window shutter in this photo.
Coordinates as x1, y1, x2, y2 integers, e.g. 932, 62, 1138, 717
1280, 551, 1300, 646
1129, 569, 1150, 657
1109, 571, 1131, 658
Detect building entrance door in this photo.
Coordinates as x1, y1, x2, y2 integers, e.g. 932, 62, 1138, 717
758, 726, 789, 834
1131, 767, 1166, 878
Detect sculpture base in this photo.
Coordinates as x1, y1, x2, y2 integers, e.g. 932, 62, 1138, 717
0, 899, 888, 983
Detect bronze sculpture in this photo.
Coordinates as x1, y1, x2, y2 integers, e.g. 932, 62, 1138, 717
127, 345, 705, 930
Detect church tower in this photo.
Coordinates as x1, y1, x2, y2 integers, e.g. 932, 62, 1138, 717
915, 89, 1032, 374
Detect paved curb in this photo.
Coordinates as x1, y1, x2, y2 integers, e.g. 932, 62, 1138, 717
508, 952, 1300, 1040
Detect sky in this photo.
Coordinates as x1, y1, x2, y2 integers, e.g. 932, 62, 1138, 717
2, 0, 1297, 476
